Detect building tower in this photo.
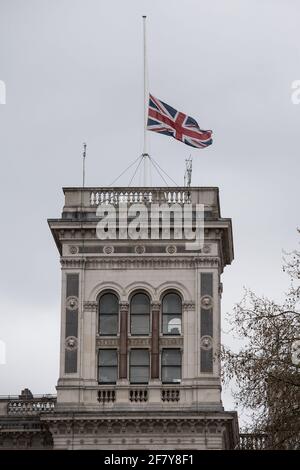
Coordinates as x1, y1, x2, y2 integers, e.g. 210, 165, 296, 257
47, 185, 238, 449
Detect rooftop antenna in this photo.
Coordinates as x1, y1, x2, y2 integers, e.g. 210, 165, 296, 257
82, 142, 87, 188
184, 156, 192, 187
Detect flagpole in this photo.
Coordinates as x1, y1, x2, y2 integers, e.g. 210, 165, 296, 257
142, 15, 148, 186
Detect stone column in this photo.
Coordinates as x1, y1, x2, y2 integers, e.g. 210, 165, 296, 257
151, 302, 161, 379
119, 302, 129, 379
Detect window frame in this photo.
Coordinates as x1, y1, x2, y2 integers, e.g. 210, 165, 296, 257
161, 348, 182, 384
98, 292, 119, 336
129, 349, 150, 384
130, 292, 151, 336
161, 292, 182, 336
98, 348, 118, 384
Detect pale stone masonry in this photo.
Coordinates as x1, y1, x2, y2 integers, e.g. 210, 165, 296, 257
0, 186, 239, 449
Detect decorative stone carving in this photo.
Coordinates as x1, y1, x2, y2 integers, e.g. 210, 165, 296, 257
160, 337, 183, 347
69, 245, 78, 255
66, 296, 79, 310
103, 245, 114, 254
119, 301, 129, 313
166, 245, 177, 254
200, 335, 213, 351
65, 336, 78, 351
83, 257, 220, 270
46, 416, 230, 441
128, 338, 151, 347
151, 301, 161, 311
201, 295, 213, 309
182, 301, 195, 311
193, 257, 219, 268
135, 245, 145, 254
202, 244, 211, 254
83, 301, 97, 312
60, 258, 86, 269
97, 338, 119, 347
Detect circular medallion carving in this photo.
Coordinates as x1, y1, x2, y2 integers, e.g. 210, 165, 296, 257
200, 335, 213, 350
65, 336, 78, 351
166, 245, 177, 254
69, 245, 78, 255
202, 244, 211, 254
66, 296, 79, 310
103, 245, 114, 254
135, 245, 145, 254
201, 295, 213, 309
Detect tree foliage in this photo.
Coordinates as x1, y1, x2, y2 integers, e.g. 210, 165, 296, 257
222, 240, 300, 449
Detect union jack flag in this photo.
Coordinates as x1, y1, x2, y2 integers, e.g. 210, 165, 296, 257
147, 94, 213, 149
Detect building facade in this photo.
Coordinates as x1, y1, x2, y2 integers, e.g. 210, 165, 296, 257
0, 186, 239, 449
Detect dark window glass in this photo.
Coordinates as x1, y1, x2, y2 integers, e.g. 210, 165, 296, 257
161, 349, 181, 383
130, 349, 150, 384
98, 349, 118, 384
162, 293, 182, 335
130, 293, 150, 335
99, 293, 119, 336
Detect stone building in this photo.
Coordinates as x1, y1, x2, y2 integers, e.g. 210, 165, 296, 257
0, 186, 239, 449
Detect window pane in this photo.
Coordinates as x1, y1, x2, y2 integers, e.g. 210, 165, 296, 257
162, 315, 181, 335
130, 366, 149, 383
100, 293, 118, 314
131, 293, 150, 314
100, 314, 118, 335
99, 349, 118, 366
163, 293, 181, 314
162, 349, 181, 366
99, 366, 117, 383
131, 315, 150, 335
162, 366, 181, 383
130, 349, 149, 366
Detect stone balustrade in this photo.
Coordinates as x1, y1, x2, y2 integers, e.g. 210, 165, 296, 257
7, 399, 56, 415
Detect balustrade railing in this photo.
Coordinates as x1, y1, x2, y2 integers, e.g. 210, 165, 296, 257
129, 389, 148, 402
161, 388, 180, 402
90, 190, 191, 206
7, 400, 55, 415
239, 433, 268, 450
97, 390, 116, 403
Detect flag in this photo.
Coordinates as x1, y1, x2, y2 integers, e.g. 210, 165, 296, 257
147, 94, 213, 149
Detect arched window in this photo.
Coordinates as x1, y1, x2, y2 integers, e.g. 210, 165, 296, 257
99, 293, 119, 336
130, 293, 150, 335
162, 293, 182, 335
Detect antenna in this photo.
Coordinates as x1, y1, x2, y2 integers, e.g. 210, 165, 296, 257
82, 142, 87, 188
184, 156, 192, 187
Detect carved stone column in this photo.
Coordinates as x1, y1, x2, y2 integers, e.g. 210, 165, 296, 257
119, 302, 129, 379
151, 302, 161, 379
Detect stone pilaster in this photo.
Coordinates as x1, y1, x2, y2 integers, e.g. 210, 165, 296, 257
151, 301, 161, 379
119, 301, 129, 379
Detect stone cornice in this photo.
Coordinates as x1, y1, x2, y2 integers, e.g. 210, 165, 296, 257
60, 257, 220, 270
60, 258, 86, 269
43, 415, 233, 436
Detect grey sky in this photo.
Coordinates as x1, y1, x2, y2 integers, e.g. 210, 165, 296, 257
0, 0, 299, 424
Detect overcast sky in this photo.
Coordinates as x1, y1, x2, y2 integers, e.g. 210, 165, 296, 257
0, 0, 300, 425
